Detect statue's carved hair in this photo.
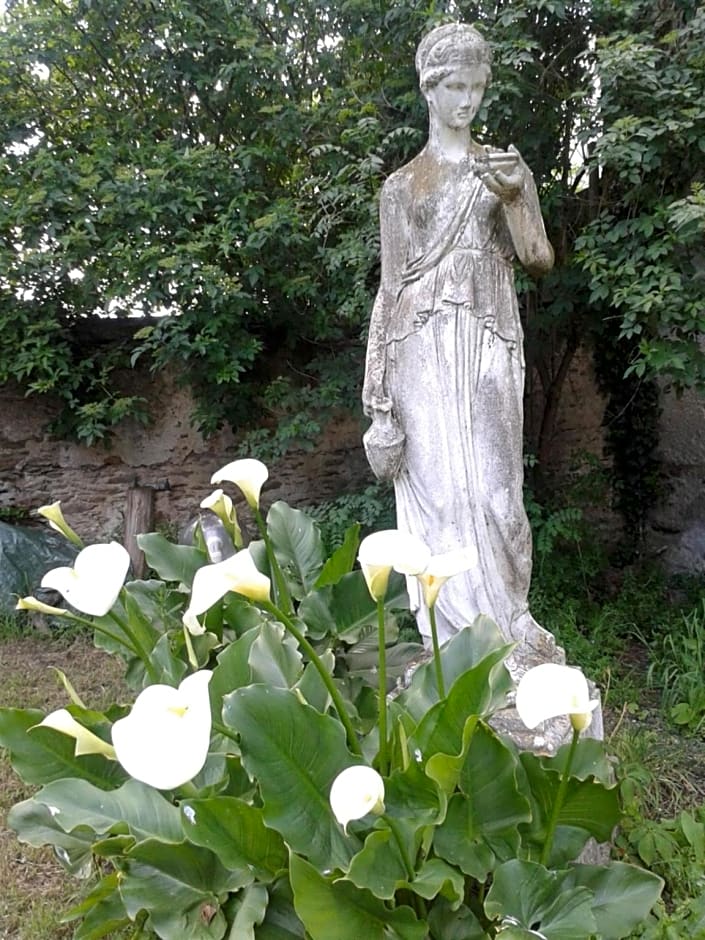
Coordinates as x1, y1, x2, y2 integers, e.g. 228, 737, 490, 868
416, 23, 492, 91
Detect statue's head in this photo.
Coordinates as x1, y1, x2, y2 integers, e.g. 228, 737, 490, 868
415, 23, 492, 92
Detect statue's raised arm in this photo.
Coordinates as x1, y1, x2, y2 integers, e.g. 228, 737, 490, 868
363, 22, 558, 660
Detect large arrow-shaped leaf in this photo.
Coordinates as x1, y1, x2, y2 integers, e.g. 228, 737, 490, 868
267, 501, 326, 599
181, 796, 286, 880
34, 777, 183, 842
290, 852, 427, 940
223, 686, 359, 872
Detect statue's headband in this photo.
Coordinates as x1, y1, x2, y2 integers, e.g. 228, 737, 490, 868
415, 24, 492, 84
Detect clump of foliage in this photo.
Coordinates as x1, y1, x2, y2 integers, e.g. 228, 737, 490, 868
647, 600, 705, 735
0, 460, 662, 938
1, 0, 703, 475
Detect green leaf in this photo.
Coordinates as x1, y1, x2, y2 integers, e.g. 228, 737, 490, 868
210, 627, 260, 702
223, 686, 360, 871
255, 878, 306, 938
7, 797, 95, 873
34, 778, 183, 842
434, 724, 530, 880
290, 852, 427, 940
427, 900, 487, 939
345, 828, 408, 899
63, 874, 131, 940
411, 858, 464, 907
410, 646, 513, 761
484, 860, 597, 939
294, 651, 336, 712
399, 617, 513, 722
229, 883, 268, 939
299, 570, 407, 641
138, 532, 206, 586
520, 751, 620, 852
314, 523, 360, 588
181, 796, 287, 880
120, 839, 248, 938
385, 759, 445, 827
267, 501, 325, 599
248, 620, 303, 688
0, 707, 125, 788
564, 861, 663, 938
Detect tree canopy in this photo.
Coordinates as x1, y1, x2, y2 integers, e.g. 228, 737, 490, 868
1, 0, 703, 463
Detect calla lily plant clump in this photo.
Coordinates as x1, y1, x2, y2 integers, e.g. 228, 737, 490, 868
2, 458, 663, 939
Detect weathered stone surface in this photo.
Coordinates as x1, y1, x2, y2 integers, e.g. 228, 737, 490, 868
362, 23, 557, 659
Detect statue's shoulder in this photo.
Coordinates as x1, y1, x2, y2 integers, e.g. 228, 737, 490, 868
381, 149, 431, 204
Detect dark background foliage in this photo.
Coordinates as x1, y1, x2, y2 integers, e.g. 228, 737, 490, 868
1, 0, 703, 536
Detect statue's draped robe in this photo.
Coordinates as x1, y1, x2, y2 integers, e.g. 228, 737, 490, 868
373, 148, 540, 644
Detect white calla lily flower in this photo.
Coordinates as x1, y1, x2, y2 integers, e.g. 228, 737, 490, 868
200, 488, 242, 547
515, 663, 599, 733
415, 546, 478, 609
358, 529, 431, 601
329, 765, 385, 833
183, 549, 271, 634
37, 500, 83, 547
211, 458, 268, 510
16, 596, 70, 617
112, 671, 213, 790
41, 542, 131, 616
38, 709, 117, 759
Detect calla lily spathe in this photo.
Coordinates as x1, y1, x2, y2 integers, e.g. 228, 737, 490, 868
41, 542, 131, 616
211, 458, 268, 510
415, 546, 478, 609
329, 765, 385, 833
515, 663, 600, 732
200, 488, 243, 547
111, 670, 213, 790
182, 548, 271, 634
16, 596, 70, 617
37, 501, 83, 547
358, 529, 431, 601
38, 709, 117, 759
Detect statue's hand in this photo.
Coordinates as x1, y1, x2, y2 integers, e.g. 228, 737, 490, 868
362, 392, 393, 419
475, 144, 527, 204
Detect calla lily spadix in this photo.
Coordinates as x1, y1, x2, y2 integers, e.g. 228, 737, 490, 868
211, 458, 268, 510
182, 548, 271, 635
415, 546, 478, 609
41, 542, 131, 617
37, 500, 83, 547
38, 709, 117, 759
358, 529, 431, 602
515, 663, 600, 733
111, 671, 213, 790
329, 765, 385, 833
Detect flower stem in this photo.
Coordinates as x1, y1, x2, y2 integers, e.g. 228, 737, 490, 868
428, 604, 445, 698
212, 720, 240, 744
253, 507, 293, 616
383, 814, 414, 881
376, 597, 389, 775
261, 600, 361, 756
539, 726, 580, 867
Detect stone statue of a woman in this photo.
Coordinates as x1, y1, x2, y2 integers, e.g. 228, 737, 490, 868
363, 23, 557, 657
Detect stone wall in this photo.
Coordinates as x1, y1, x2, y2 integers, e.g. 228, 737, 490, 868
0, 369, 371, 544
650, 386, 705, 573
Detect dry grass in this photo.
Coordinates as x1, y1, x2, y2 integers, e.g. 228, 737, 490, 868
0, 633, 127, 940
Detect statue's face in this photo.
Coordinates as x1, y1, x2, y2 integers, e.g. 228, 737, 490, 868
425, 67, 487, 130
